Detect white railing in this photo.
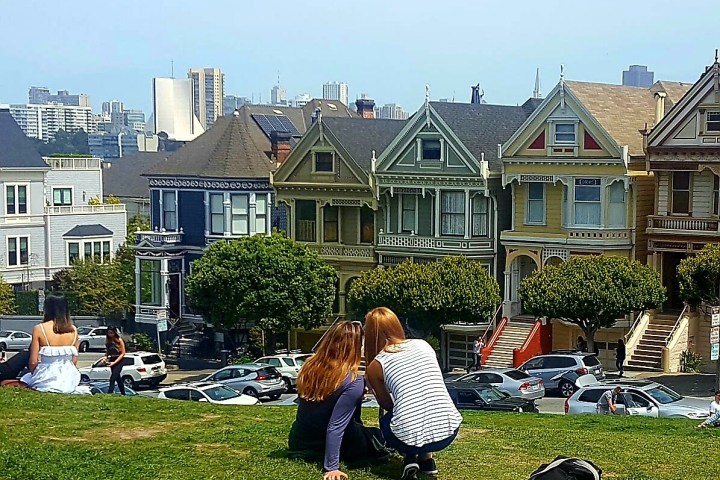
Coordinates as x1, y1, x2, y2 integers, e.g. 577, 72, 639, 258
648, 215, 719, 233
44, 156, 102, 170
566, 228, 631, 240
377, 233, 493, 250
137, 230, 184, 244
664, 304, 689, 348
45, 204, 125, 215
307, 244, 375, 259
661, 305, 691, 373
624, 310, 651, 362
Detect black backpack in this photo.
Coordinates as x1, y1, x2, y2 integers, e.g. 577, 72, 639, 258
529, 456, 602, 480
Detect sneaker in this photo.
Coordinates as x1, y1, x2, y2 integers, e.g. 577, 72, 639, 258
401, 458, 420, 480
419, 458, 438, 476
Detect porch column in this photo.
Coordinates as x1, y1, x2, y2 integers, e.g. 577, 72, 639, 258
223, 194, 231, 235
249, 192, 257, 236
434, 188, 441, 238
135, 256, 141, 308
161, 258, 169, 309
266, 193, 272, 236
464, 189, 471, 240
504, 269, 511, 302
316, 201, 322, 243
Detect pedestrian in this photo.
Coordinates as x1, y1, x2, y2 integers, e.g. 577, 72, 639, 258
576, 336, 587, 352
616, 339, 626, 377
104, 326, 126, 395
695, 390, 720, 429
472, 335, 484, 371
596, 386, 623, 415
365, 307, 462, 480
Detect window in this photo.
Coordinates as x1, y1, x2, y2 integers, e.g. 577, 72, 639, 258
544, 356, 577, 369
295, 200, 316, 242
231, 195, 249, 234
554, 123, 576, 144
163, 389, 190, 401
6, 185, 27, 215
84, 243, 92, 260
103, 241, 111, 260
53, 188, 72, 206
523, 358, 544, 370
472, 195, 489, 236
360, 207, 374, 244
68, 243, 80, 264
574, 178, 601, 226
401, 195, 416, 233
714, 176, 719, 216
255, 195, 267, 234
7, 237, 28, 266
526, 183, 545, 224
140, 259, 162, 306
69, 240, 112, 264
457, 390, 479, 405
582, 355, 601, 367
671, 171, 691, 215
209, 194, 224, 234
162, 191, 176, 230
707, 112, 720, 132
323, 206, 338, 242
607, 181, 626, 227
314, 152, 334, 172
578, 389, 605, 404
421, 139, 441, 160
441, 191, 465, 236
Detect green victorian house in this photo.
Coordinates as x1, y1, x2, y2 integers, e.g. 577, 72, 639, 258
271, 102, 406, 350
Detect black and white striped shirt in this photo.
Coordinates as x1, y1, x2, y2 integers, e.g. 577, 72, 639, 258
376, 339, 462, 447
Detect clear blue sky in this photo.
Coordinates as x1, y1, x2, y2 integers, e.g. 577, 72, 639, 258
2, 0, 718, 115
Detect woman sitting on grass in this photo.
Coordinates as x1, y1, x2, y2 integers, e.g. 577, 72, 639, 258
288, 321, 388, 480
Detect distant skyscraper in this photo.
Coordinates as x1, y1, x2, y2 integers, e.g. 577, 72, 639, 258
323, 81, 349, 106
271, 84, 287, 106
188, 67, 224, 129
292, 93, 311, 108
152, 77, 204, 142
222, 95, 251, 115
622, 65, 654, 87
102, 100, 124, 116
123, 110, 146, 132
5, 103, 95, 142
29, 87, 50, 104
28, 87, 90, 107
376, 103, 409, 120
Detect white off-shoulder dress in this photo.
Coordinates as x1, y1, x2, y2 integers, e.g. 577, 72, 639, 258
20, 324, 86, 394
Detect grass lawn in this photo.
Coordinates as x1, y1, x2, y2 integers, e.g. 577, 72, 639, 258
0, 389, 717, 480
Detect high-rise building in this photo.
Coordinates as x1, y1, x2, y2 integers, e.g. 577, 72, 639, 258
123, 110, 146, 132
4, 103, 96, 142
222, 95, 251, 115
152, 77, 204, 142
28, 87, 90, 107
376, 103, 409, 120
29, 87, 50, 104
271, 84, 287, 106
323, 81, 349, 106
188, 67, 224, 129
622, 65, 654, 87
291, 93, 311, 108
102, 100, 124, 116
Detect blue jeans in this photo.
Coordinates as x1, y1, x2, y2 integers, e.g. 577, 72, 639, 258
380, 412, 458, 457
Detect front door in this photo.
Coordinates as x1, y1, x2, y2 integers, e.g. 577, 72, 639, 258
662, 252, 685, 310
168, 273, 181, 318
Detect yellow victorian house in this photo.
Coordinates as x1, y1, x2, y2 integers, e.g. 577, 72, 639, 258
498, 72, 689, 365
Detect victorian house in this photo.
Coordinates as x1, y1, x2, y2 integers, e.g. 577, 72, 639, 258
496, 74, 689, 368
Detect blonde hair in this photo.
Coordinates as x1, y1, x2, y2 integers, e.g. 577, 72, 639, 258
297, 321, 363, 402
363, 307, 406, 365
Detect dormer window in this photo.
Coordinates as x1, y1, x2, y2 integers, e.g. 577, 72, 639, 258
707, 112, 720, 133
422, 140, 442, 160
314, 152, 334, 173
554, 123, 576, 144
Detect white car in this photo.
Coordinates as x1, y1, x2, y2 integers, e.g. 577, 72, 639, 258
76, 326, 109, 352
78, 351, 167, 389
0, 330, 32, 350
255, 353, 312, 391
158, 382, 260, 405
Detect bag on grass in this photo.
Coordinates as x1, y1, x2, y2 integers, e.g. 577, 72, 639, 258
529, 456, 602, 480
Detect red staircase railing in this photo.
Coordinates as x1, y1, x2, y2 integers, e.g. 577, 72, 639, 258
512, 319, 552, 367
480, 316, 508, 365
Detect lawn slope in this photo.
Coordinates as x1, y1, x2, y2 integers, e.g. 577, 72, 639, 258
0, 389, 716, 480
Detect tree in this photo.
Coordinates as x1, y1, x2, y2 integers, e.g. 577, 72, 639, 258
116, 214, 150, 311
53, 261, 129, 318
347, 256, 501, 333
519, 256, 665, 351
185, 234, 336, 343
0, 276, 16, 315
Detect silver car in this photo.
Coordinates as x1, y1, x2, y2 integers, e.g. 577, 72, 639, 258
76, 326, 109, 352
0, 330, 32, 351
519, 352, 605, 397
566, 379, 709, 419
200, 364, 286, 400
452, 368, 546, 400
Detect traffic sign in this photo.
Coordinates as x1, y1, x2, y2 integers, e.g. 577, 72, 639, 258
157, 318, 168, 332
713, 313, 720, 328
711, 327, 720, 344
712, 343, 719, 361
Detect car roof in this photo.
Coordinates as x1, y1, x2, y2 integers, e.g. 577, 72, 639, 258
580, 379, 658, 390
468, 368, 518, 374
162, 382, 223, 390
446, 381, 495, 390
228, 363, 265, 369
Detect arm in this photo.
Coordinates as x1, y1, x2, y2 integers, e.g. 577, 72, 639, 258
697, 409, 720, 429
365, 360, 393, 412
72, 327, 80, 366
323, 376, 364, 476
28, 325, 41, 373
109, 338, 126, 368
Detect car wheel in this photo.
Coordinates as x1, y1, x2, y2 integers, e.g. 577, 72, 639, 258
122, 376, 136, 390
79, 341, 89, 353
269, 393, 282, 400
282, 377, 292, 391
80, 374, 90, 383
559, 381, 576, 398
243, 387, 258, 397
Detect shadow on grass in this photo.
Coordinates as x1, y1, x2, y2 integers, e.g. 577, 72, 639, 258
269, 448, 402, 480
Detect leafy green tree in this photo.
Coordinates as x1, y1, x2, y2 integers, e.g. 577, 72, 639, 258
116, 214, 150, 310
519, 256, 665, 351
30, 129, 89, 156
347, 256, 501, 332
678, 244, 720, 307
0, 276, 16, 315
53, 261, 129, 318
185, 234, 336, 345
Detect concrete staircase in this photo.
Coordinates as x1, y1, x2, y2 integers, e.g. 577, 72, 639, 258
166, 318, 203, 359
484, 319, 534, 368
627, 312, 677, 371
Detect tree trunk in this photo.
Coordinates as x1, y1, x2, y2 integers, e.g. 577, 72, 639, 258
586, 330, 595, 354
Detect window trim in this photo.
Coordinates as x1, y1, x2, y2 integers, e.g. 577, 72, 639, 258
160, 189, 177, 231
5, 183, 29, 215
440, 190, 466, 237
525, 182, 546, 225
706, 111, 720, 133
552, 122, 578, 146
52, 186, 74, 207
670, 171, 692, 216
573, 177, 603, 227
400, 194, 418, 234
6, 236, 29, 268
209, 193, 225, 235
312, 150, 335, 174
66, 238, 113, 265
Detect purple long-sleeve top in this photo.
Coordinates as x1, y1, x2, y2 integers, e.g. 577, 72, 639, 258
294, 373, 365, 472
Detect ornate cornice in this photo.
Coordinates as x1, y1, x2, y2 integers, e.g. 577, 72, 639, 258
375, 174, 486, 188
149, 178, 271, 190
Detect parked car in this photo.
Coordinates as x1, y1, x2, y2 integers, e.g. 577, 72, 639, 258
0, 330, 32, 351
200, 364, 286, 400
446, 382, 538, 413
158, 382, 260, 405
276, 393, 380, 408
86, 381, 138, 396
519, 351, 605, 397
451, 368, 545, 400
565, 379, 709, 419
254, 354, 312, 391
76, 326, 109, 352
78, 352, 167, 389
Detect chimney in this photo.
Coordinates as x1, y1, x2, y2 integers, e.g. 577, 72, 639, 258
311, 107, 322, 124
355, 96, 375, 119
654, 91, 667, 124
271, 130, 292, 165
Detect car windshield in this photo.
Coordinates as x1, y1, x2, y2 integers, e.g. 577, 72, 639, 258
504, 370, 531, 380
582, 355, 601, 367
476, 386, 509, 403
295, 355, 311, 366
281, 358, 295, 367
0, 331, 11, 337
646, 385, 683, 404
77, 327, 93, 335
203, 386, 240, 401
141, 355, 162, 365
257, 367, 281, 378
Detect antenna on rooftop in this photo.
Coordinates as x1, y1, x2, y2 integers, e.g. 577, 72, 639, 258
171, 59, 174, 79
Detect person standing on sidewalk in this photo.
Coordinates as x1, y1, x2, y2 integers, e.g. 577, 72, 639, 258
104, 327, 126, 395
472, 336, 484, 371
615, 339, 626, 377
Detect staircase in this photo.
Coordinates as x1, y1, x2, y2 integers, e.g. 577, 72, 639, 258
484, 319, 534, 368
626, 312, 677, 371
166, 317, 203, 359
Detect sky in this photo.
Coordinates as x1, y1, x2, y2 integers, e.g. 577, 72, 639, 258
2, 0, 720, 116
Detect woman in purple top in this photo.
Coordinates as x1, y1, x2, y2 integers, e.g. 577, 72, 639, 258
288, 321, 388, 480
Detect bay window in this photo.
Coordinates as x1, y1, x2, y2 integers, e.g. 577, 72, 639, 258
231, 194, 249, 234
671, 171, 690, 215
401, 195, 416, 233
441, 191, 465, 236
255, 195, 267, 234
607, 182, 626, 227
68, 239, 112, 265
574, 178, 601, 226
209, 194, 224, 234
472, 195, 489, 236
140, 259, 162, 306
526, 183, 545, 225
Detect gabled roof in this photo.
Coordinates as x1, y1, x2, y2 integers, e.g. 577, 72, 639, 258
63, 224, 113, 237
0, 109, 49, 169
429, 99, 540, 171
321, 117, 407, 173
103, 152, 168, 199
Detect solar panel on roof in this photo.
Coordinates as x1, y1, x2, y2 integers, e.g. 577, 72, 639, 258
251, 114, 300, 139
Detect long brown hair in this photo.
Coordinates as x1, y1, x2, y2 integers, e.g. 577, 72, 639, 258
297, 321, 363, 402
105, 326, 122, 348
364, 307, 406, 365
43, 293, 74, 334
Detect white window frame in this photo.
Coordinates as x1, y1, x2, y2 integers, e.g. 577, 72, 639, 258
471, 194, 489, 237
230, 194, 249, 235
5, 183, 29, 215
706, 111, 720, 133
161, 190, 177, 231
66, 238, 113, 265
400, 194, 417, 233
255, 194, 268, 235
573, 178, 603, 227
440, 191, 465, 236
312, 151, 335, 174
525, 182, 546, 225
52, 186, 73, 206
6, 236, 29, 267
553, 123, 577, 145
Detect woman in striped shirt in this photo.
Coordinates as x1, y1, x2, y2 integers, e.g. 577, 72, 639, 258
365, 307, 462, 480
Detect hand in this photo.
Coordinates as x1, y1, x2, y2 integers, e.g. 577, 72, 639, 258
696, 423, 707, 430
323, 470, 348, 480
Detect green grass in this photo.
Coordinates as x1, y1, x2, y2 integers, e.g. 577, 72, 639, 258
0, 389, 717, 480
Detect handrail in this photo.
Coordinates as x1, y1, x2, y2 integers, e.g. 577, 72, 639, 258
480, 315, 509, 365
624, 309, 646, 343
665, 304, 689, 347
481, 303, 504, 342
518, 319, 541, 352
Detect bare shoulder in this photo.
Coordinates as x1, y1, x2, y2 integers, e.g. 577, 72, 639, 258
366, 359, 383, 380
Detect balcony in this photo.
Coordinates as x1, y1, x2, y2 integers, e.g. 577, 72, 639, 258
307, 243, 375, 262
44, 156, 101, 170
137, 229, 184, 245
45, 204, 125, 215
647, 215, 720, 237
566, 228, 632, 245
377, 233, 493, 252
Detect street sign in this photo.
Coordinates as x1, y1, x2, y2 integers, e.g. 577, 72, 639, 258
157, 318, 168, 332
711, 327, 720, 344
156, 309, 167, 321
713, 313, 720, 327
712, 343, 719, 361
